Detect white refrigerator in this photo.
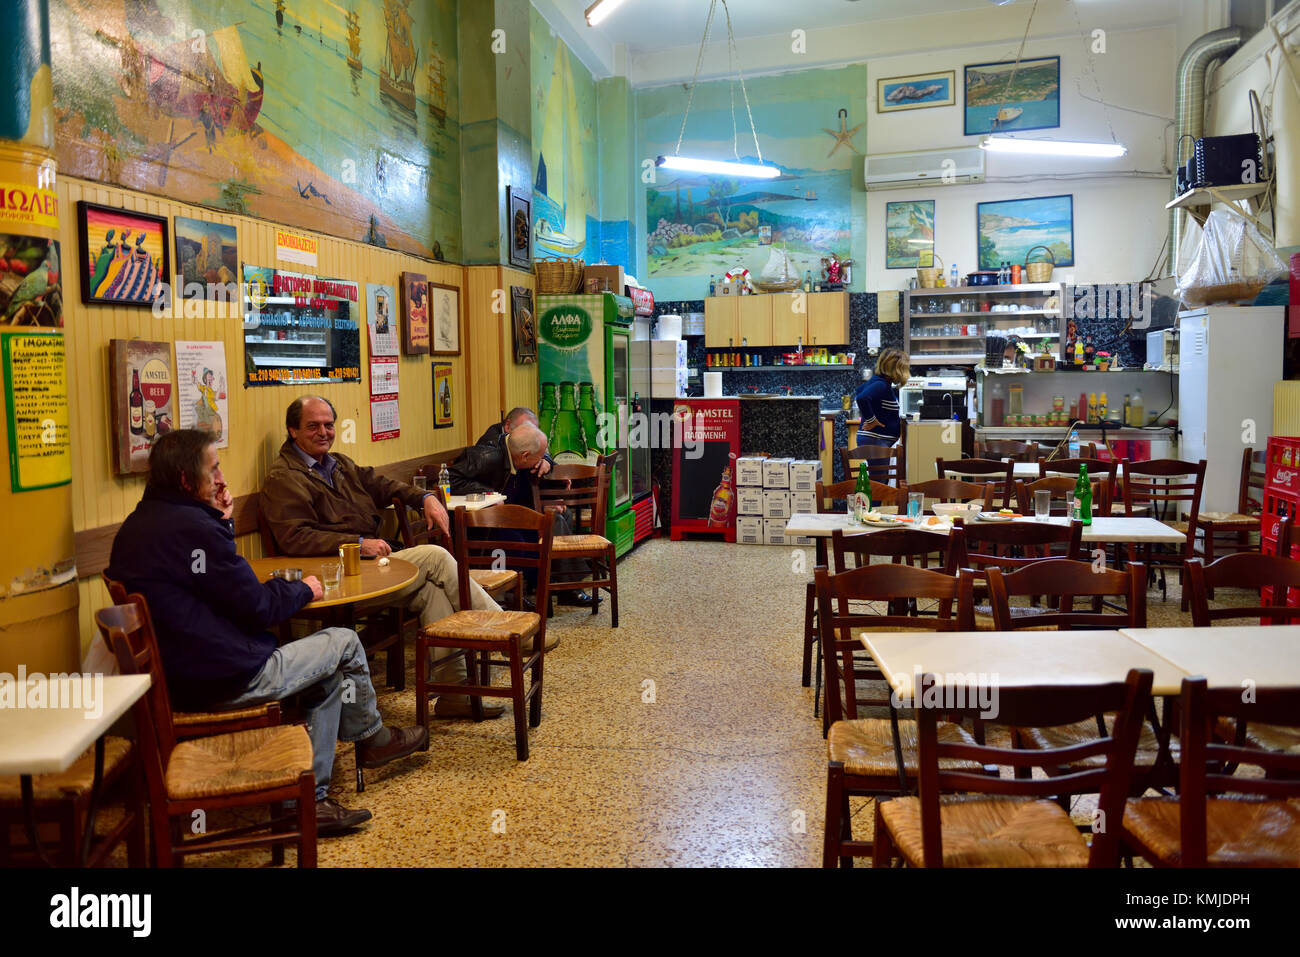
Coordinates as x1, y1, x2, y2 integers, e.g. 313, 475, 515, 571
1178, 306, 1284, 512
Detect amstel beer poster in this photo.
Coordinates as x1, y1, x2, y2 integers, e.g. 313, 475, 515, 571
109, 339, 174, 475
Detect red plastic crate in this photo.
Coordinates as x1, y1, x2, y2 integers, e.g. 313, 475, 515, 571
1265, 436, 1300, 495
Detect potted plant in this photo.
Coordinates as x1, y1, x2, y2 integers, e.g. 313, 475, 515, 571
1096, 351, 1112, 371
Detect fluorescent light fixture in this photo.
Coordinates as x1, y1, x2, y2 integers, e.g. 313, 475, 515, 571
585, 0, 628, 26
980, 136, 1127, 158
907, 239, 935, 245
656, 155, 781, 179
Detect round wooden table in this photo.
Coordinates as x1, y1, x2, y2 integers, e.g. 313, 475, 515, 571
245, 556, 419, 611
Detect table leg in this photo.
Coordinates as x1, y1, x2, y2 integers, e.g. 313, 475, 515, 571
78, 737, 106, 866
20, 775, 54, 868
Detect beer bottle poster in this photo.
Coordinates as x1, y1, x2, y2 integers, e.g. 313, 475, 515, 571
109, 339, 174, 474
175, 340, 229, 448
670, 399, 740, 543
433, 362, 452, 428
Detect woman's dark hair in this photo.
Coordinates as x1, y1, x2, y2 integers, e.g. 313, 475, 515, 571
148, 429, 216, 495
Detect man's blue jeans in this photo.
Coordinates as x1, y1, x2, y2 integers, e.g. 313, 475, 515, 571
213, 627, 383, 801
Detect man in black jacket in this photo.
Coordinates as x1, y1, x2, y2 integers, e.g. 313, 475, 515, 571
106, 430, 426, 835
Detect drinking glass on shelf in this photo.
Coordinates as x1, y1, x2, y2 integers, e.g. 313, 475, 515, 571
321, 561, 342, 593
908, 492, 924, 519
1034, 489, 1052, 521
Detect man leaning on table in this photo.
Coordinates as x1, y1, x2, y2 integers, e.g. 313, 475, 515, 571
107, 429, 427, 836
260, 395, 506, 718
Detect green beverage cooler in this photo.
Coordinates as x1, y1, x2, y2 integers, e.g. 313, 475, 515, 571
536, 293, 636, 555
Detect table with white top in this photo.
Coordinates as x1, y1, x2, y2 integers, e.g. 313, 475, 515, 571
1119, 626, 1300, 688
446, 493, 506, 511
784, 512, 1185, 545
946, 461, 1126, 480
0, 674, 151, 865
861, 630, 1189, 698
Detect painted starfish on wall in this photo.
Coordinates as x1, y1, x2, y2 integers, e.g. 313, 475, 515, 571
823, 109, 863, 157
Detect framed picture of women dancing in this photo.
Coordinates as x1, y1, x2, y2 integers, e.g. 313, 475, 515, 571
77, 202, 169, 308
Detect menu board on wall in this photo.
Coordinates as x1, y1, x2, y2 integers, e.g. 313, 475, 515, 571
242, 265, 361, 386
108, 339, 173, 475
2, 332, 71, 491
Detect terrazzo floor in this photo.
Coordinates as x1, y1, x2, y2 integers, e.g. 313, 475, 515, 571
167, 538, 1221, 867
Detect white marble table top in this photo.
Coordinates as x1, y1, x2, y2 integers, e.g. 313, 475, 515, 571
0, 674, 151, 775
785, 512, 1184, 544
1119, 627, 1300, 688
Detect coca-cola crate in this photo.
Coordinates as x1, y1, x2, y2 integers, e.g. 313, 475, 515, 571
1259, 531, 1300, 559
1265, 436, 1300, 494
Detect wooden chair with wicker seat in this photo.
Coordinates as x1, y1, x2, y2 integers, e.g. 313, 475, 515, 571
799, 478, 906, 690
102, 574, 283, 741
393, 490, 522, 609
840, 443, 904, 486
815, 562, 979, 867
873, 668, 1153, 868
416, 505, 554, 760
1122, 676, 1300, 867
532, 459, 618, 627
1196, 448, 1266, 582
935, 457, 1014, 509
256, 493, 406, 690
907, 478, 996, 511
97, 601, 317, 867
1121, 458, 1207, 611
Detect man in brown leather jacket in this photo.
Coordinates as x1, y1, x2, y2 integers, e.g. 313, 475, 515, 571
260, 395, 504, 718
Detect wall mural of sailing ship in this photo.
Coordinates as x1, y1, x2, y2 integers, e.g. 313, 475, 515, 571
532, 34, 595, 259
50, 0, 461, 262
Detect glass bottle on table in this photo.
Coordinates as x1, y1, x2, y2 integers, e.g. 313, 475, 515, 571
853, 462, 873, 524
1073, 463, 1093, 526
438, 463, 451, 502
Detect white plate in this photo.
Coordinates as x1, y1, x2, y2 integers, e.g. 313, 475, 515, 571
978, 512, 1016, 522
859, 516, 906, 528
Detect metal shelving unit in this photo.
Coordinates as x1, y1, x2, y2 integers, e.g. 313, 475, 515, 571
904, 282, 1064, 367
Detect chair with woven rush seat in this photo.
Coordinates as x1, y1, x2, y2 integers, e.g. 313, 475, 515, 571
799, 478, 907, 691
815, 562, 978, 867
947, 520, 1084, 629
1196, 448, 1266, 580
532, 459, 617, 626
935, 457, 1014, 509
97, 602, 316, 867
102, 575, 283, 740
1123, 677, 1300, 867
255, 494, 407, 691
0, 738, 144, 867
873, 669, 1153, 868
416, 505, 553, 760
393, 490, 522, 609
840, 443, 905, 486
1121, 458, 1206, 611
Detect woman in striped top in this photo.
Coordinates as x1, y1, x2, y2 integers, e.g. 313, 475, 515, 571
853, 347, 909, 452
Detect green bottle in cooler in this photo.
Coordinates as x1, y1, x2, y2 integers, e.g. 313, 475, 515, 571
538, 382, 557, 438
1074, 463, 1093, 526
854, 462, 872, 524
577, 381, 600, 460
551, 381, 588, 464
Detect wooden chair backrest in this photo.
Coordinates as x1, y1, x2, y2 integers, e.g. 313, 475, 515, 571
1177, 677, 1300, 867
908, 478, 995, 509
1039, 457, 1119, 504
947, 519, 1084, 575
256, 493, 281, 557
815, 478, 906, 513
95, 602, 176, 808
830, 526, 950, 571
914, 668, 1153, 868
978, 439, 1037, 462
934, 457, 1013, 508
415, 447, 467, 478
451, 505, 555, 610
532, 461, 610, 537
1186, 553, 1300, 626
1240, 447, 1267, 516
1015, 476, 1108, 516
841, 444, 904, 485
814, 563, 975, 724
1121, 458, 1206, 548
986, 559, 1147, 630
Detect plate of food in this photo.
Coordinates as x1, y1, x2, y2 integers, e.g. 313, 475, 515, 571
859, 512, 907, 527
977, 509, 1021, 522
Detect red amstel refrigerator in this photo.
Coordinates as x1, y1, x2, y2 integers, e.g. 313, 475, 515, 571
670, 399, 740, 542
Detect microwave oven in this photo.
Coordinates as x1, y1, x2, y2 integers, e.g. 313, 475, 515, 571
1146, 330, 1178, 371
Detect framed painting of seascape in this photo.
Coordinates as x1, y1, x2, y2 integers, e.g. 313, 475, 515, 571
964, 56, 1060, 136
885, 200, 936, 269
976, 194, 1074, 271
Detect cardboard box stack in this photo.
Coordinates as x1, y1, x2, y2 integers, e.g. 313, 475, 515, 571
649, 339, 688, 398
735, 455, 766, 545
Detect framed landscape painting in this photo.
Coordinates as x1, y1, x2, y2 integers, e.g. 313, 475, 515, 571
885, 200, 936, 269
174, 216, 237, 301
878, 71, 955, 113
976, 194, 1074, 271
964, 56, 1060, 135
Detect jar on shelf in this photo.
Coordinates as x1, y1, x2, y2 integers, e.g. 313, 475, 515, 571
1008, 384, 1024, 415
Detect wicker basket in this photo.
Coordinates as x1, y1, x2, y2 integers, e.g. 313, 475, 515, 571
534, 257, 586, 294
916, 253, 945, 289
1023, 245, 1056, 284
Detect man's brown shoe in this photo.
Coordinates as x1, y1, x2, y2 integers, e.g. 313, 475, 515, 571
356, 725, 429, 769
316, 797, 372, 835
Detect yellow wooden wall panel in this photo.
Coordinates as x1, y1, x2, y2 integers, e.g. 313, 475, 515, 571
62, 177, 492, 648
500, 268, 538, 417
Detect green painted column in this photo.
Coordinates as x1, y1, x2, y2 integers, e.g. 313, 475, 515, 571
0, 0, 78, 673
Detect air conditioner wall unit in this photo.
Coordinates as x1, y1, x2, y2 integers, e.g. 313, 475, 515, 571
864, 146, 986, 191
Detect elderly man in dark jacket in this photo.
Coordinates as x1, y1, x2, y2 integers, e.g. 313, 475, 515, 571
107, 430, 426, 835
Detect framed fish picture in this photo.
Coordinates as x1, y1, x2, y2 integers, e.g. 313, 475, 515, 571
877, 71, 955, 113
77, 202, 168, 308
964, 56, 1060, 136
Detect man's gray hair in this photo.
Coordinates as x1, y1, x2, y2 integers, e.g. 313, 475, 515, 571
504, 407, 539, 430
509, 423, 546, 456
